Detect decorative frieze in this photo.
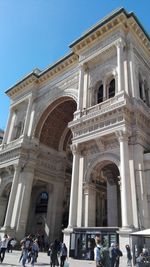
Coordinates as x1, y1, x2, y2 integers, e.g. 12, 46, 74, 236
0, 148, 20, 165
80, 32, 121, 62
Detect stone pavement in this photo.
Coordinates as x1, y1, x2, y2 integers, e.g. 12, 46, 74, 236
1, 250, 128, 267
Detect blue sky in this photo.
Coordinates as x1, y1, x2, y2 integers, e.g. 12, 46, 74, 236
0, 0, 150, 130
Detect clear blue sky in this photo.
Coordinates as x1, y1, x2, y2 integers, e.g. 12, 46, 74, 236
0, 0, 150, 130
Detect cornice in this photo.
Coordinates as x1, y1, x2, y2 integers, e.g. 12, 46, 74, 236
70, 9, 150, 56
128, 17, 150, 54
5, 8, 150, 100
5, 53, 78, 99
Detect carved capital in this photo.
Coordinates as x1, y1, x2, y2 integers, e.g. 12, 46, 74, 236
115, 38, 126, 49
70, 144, 79, 155
115, 130, 130, 142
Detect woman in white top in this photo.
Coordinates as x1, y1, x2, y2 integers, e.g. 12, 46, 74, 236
0, 234, 9, 263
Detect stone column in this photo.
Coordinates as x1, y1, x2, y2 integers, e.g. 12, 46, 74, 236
50, 182, 64, 240
103, 79, 107, 101
68, 144, 80, 228
128, 143, 139, 229
134, 143, 149, 228
83, 64, 89, 109
107, 179, 118, 226
116, 131, 133, 229
10, 166, 34, 239
0, 197, 8, 226
23, 96, 33, 136
7, 110, 17, 143
84, 184, 96, 227
42, 183, 53, 238
3, 165, 21, 228
116, 39, 124, 93
77, 155, 84, 227
2, 108, 14, 144
27, 101, 35, 137
77, 65, 84, 111
128, 42, 138, 98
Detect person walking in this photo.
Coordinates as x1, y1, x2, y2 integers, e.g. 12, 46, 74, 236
0, 234, 9, 263
109, 243, 116, 267
125, 245, 132, 266
20, 234, 33, 267
49, 240, 60, 267
102, 246, 111, 267
30, 239, 39, 266
60, 243, 67, 267
94, 238, 104, 267
114, 244, 123, 267
136, 253, 145, 267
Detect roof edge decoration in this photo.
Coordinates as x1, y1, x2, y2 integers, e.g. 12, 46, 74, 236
5, 7, 150, 97
6, 52, 78, 97
69, 8, 150, 48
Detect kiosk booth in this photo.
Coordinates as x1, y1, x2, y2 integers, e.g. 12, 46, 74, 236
131, 229, 150, 266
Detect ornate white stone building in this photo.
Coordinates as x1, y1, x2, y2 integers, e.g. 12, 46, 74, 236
0, 8, 150, 257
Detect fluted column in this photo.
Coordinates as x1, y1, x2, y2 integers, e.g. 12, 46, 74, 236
116, 39, 124, 93
23, 96, 33, 136
84, 184, 96, 227
7, 110, 17, 142
4, 165, 21, 228
10, 166, 34, 238
77, 66, 84, 110
2, 108, 13, 144
27, 101, 35, 136
68, 144, 80, 228
83, 64, 89, 109
128, 42, 138, 98
116, 130, 133, 228
77, 155, 84, 227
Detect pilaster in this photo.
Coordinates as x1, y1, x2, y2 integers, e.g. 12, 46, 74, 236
116, 130, 133, 229
77, 155, 84, 227
77, 65, 84, 111
68, 144, 80, 228
3, 165, 21, 228
10, 165, 34, 239
83, 183, 96, 227
116, 39, 125, 93
128, 42, 138, 98
7, 109, 16, 143
23, 96, 33, 136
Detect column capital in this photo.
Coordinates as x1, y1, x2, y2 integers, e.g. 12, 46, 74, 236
83, 183, 96, 193
70, 144, 80, 155
115, 38, 126, 49
79, 62, 89, 72
115, 130, 130, 142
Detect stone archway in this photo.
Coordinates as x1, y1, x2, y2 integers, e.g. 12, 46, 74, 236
28, 97, 77, 241
89, 161, 121, 227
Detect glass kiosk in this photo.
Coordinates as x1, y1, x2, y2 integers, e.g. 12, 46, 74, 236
69, 227, 119, 260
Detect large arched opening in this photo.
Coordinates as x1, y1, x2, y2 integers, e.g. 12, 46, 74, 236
28, 97, 77, 241
89, 161, 121, 227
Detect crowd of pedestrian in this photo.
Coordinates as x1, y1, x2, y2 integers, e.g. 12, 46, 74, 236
0, 232, 149, 267
47, 239, 68, 267
94, 237, 123, 267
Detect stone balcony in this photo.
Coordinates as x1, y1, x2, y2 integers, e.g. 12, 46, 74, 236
0, 136, 31, 167
70, 91, 133, 141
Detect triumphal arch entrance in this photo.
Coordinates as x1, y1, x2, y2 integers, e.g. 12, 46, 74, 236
0, 8, 150, 257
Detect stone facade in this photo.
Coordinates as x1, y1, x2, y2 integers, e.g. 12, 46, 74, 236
0, 8, 150, 253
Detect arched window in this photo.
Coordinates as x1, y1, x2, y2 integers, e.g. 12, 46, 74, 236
108, 79, 115, 98
35, 192, 48, 214
97, 84, 103, 103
